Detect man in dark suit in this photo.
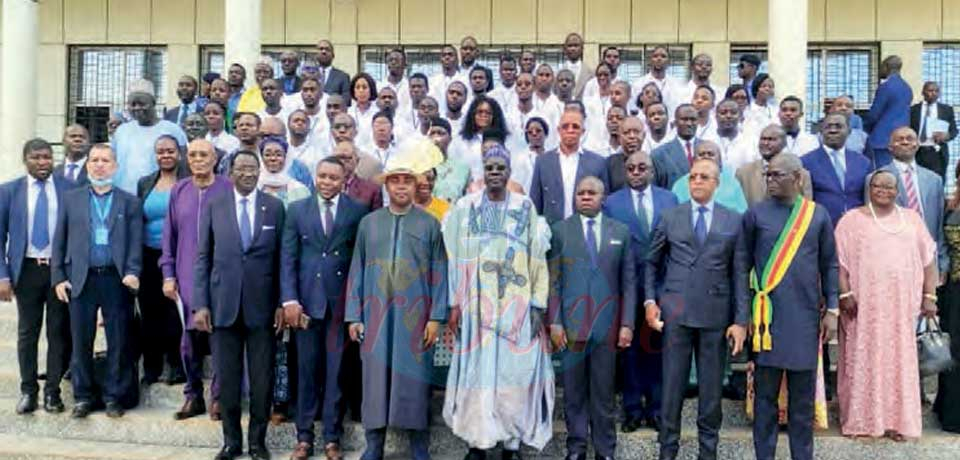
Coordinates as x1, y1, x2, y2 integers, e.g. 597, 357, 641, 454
644, 158, 749, 460
607, 116, 645, 193
52, 143, 142, 419
652, 104, 699, 189
603, 150, 679, 433
549, 175, 636, 460
193, 151, 285, 460
801, 114, 873, 227
54, 124, 90, 185
863, 55, 913, 168
164, 76, 202, 125
282, 157, 365, 460
318, 40, 351, 101
0, 138, 74, 415
530, 109, 610, 224
279, 51, 303, 95
910, 81, 958, 179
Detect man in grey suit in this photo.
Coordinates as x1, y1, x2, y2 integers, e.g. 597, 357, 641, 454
549, 176, 637, 460
652, 104, 700, 189
644, 158, 749, 460
873, 126, 948, 275
736, 125, 813, 207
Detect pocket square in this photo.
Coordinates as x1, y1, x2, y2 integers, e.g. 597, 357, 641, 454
610, 239, 623, 245
263, 226, 276, 231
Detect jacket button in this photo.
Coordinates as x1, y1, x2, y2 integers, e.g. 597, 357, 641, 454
316, 273, 321, 278
337, 271, 342, 276
322, 252, 327, 257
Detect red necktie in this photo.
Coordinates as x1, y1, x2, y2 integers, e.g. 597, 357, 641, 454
685, 141, 694, 166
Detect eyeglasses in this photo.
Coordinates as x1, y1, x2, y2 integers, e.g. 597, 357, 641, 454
560, 123, 582, 130
689, 173, 715, 182
625, 164, 649, 172
332, 123, 354, 130
484, 164, 507, 172
764, 171, 790, 179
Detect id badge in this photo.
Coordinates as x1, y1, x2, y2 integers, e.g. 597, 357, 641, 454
95, 227, 109, 245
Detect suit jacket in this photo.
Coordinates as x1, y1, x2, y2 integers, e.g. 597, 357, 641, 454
193, 189, 285, 329
652, 138, 696, 189
572, 61, 595, 100
645, 202, 749, 329
603, 186, 678, 302
0, 175, 75, 286
280, 194, 365, 320
871, 163, 948, 272
864, 74, 912, 150
136, 167, 191, 201
607, 152, 627, 193
345, 176, 383, 212
735, 158, 813, 207
910, 102, 958, 159
324, 66, 352, 101
163, 101, 202, 124
801, 147, 872, 226
51, 186, 143, 297
529, 148, 610, 224
548, 214, 637, 344
53, 162, 89, 186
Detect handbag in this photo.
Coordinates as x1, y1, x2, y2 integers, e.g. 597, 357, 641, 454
917, 316, 954, 377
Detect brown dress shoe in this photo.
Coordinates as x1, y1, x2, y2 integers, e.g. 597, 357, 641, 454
324, 442, 344, 460
209, 400, 222, 421
174, 397, 206, 420
270, 411, 288, 425
290, 442, 313, 460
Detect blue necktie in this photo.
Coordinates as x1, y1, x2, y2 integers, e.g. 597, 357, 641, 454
586, 218, 599, 267
239, 198, 252, 251
830, 150, 846, 190
636, 190, 649, 233
66, 164, 78, 182
694, 206, 708, 245
32, 181, 49, 251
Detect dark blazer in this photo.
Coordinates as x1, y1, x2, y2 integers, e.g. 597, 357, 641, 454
163, 101, 202, 124
801, 147, 872, 226
645, 202, 749, 329
910, 102, 958, 175
136, 167, 191, 201
53, 161, 89, 186
324, 66, 352, 101
280, 194, 365, 320
651, 138, 696, 189
51, 186, 143, 297
345, 176, 383, 211
193, 189, 285, 329
607, 152, 627, 193
0, 175, 75, 286
603, 185, 678, 301
530, 148, 610, 224
548, 214, 637, 344
863, 73, 912, 150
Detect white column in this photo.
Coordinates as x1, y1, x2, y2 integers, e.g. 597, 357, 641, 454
768, 0, 807, 109
225, 0, 262, 89
1, 0, 39, 181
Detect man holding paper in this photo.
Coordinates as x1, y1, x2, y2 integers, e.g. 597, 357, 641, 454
910, 81, 957, 179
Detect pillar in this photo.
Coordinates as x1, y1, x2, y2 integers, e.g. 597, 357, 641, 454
768, 0, 807, 107
1, 0, 39, 181
224, 0, 262, 89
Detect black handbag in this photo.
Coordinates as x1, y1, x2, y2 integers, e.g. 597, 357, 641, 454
918, 316, 954, 377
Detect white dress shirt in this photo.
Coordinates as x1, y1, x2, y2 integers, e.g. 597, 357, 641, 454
370, 143, 397, 168
429, 71, 468, 112
632, 187, 654, 229
716, 130, 760, 173
919, 102, 942, 146
26, 176, 57, 258
235, 189, 258, 236
784, 130, 821, 157
643, 130, 676, 154
559, 148, 582, 219
511, 149, 537, 194
207, 131, 241, 156
631, 73, 683, 116
379, 76, 412, 115
681, 80, 727, 107
63, 157, 87, 182
580, 212, 602, 251
489, 83, 518, 112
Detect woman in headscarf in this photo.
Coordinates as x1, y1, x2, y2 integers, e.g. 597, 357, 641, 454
258, 135, 312, 204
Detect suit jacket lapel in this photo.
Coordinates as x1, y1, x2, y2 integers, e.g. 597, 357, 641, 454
304, 195, 325, 243
106, 190, 120, 231
13, 179, 27, 235
598, 217, 616, 266
550, 153, 564, 211
251, 191, 266, 249
226, 189, 243, 251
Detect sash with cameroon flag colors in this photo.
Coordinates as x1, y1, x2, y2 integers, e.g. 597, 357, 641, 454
750, 196, 816, 352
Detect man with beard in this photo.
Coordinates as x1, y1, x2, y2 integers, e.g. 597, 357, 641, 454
256, 78, 289, 127
445, 81, 469, 133
112, 85, 188, 194
165, 75, 202, 125
607, 116, 646, 192
714, 99, 758, 171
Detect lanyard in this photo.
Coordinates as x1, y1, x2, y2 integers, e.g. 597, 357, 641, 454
93, 193, 113, 228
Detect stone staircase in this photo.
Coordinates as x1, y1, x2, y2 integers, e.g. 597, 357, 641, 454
1, 307, 959, 459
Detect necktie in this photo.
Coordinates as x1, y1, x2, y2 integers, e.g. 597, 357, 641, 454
636, 191, 649, 232
694, 206, 708, 245
323, 200, 334, 237
178, 105, 187, 125
830, 150, 846, 190
32, 181, 49, 251
319, 68, 326, 89
685, 141, 694, 166
920, 106, 930, 142
66, 164, 78, 181
239, 197, 252, 251
904, 167, 923, 215
586, 218, 599, 267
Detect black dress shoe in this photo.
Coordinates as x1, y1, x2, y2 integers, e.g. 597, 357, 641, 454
105, 401, 125, 418
214, 445, 242, 460
248, 445, 271, 460
645, 416, 660, 432
502, 449, 522, 460
15, 394, 38, 414
44, 394, 65, 413
621, 417, 642, 433
71, 402, 93, 418
464, 448, 487, 460
174, 397, 206, 420
565, 454, 586, 460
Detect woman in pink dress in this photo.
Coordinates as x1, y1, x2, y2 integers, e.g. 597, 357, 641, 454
834, 170, 939, 441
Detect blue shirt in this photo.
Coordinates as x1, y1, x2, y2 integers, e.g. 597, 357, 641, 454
111, 120, 187, 194
143, 189, 171, 249
88, 190, 114, 268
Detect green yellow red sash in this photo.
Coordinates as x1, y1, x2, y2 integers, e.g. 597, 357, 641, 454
751, 196, 816, 352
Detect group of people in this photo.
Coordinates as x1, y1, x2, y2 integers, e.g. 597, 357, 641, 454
2, 32, 960, 460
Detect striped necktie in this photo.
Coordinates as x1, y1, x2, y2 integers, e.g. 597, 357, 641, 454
903, 166, 923, 216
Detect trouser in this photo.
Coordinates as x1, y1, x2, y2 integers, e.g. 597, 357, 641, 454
361, 428, 430, 460
181, 321, 219, 401
69, 267, 135, 404
214, 311, 275, 451
14, 259, 71, 397
659, 323, 725, 460
273, 330, 298, 413
295, 314, 345, 445
138, 247, 183, 381
916, 145, 948, 179
621, 321, 662, 421
752, 366, 815, 460
340, 339, 363, 419
562, 340, 617, 458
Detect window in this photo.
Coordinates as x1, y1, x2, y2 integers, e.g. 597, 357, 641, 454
68, 46, 168, 142
729, 44, 878, 130
923, 43, 960, 193
199, 46, 320, 79
606, 44, 692, 84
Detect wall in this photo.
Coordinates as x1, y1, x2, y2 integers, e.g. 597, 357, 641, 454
4, 0, 959, 140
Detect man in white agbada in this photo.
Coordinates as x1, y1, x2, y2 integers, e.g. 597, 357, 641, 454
442, 144, 555, 460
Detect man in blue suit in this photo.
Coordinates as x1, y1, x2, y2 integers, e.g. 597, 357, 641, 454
193, 151, 285, 460
53, 125, 90, 185
644, 158, 749, 460
863, 55, 913, 168
530, 109, 610, 224
0, 138, 75, 415
651, 104, 700, 189
802, 114, 873, 227
281, 157, 366, 460
603, 150, 678, 433
52, 144, 143, 419
549, 176, 637, 460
